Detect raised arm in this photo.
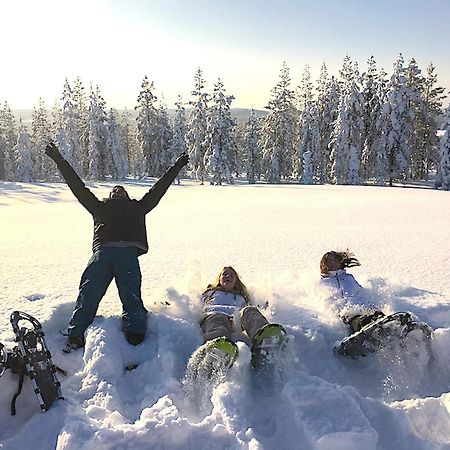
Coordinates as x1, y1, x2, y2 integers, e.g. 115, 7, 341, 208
45, 142, 100, 214
140, 153, 189, 213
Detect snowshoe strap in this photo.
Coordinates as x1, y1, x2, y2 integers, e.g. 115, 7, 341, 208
11, 370, 25, 416
56, 366, 68, 376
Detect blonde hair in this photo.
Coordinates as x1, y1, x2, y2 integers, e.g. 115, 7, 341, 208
204, 266, 250, 302
320, 250, 361, 276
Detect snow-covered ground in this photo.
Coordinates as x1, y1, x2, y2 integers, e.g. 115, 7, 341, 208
1, 179, 450, 450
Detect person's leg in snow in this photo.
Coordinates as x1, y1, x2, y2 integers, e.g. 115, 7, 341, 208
241, 306, 287, 368
240, 306, 269, 341
200, 313, 233, 342
67, 249, 114, 350
112, 247, 147, 345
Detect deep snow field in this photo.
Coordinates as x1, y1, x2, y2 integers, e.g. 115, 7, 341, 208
1, 178, 450, 450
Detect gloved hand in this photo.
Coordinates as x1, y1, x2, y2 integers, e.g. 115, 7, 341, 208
174, 152, 189, 169
45, 142, 62, 160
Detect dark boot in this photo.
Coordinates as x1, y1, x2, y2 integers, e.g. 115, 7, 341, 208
125, 330, 145, 346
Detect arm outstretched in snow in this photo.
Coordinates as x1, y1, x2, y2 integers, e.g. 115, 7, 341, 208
45, 142, 100, 214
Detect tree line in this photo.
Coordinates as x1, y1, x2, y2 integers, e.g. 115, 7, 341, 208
1, 53, 450, 189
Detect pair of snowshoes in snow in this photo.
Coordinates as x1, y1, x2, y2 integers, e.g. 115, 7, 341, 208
335, 312, 432, 358
186, 324, 288, 383
0, 311, 64, 415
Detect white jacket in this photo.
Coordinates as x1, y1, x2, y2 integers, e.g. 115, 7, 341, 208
319, 269, 379, 316
202, 289, 247, 317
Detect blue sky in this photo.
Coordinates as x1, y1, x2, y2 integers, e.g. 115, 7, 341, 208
1, 0, 449, 110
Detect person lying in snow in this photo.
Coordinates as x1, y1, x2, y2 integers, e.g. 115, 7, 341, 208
319, 250, 384, 333
319, 250, 432, 357
45, 142, 189, 352
188, 266, 287, 373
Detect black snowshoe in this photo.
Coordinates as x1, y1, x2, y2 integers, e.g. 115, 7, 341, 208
335, 312, 432, 358
0, 311, 64, 415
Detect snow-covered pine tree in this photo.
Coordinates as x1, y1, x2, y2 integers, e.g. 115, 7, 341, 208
415, 63, 446, 180
169, 96, 188, 184
0, 130, 5, 180
60, 78, 82, 173
436, 104, 450, 190
372, 69, 390, 185
329, 56, 364, 184
51, 99, 71, 179
405, 58, 427, 180
119, 109, 139, 178
73, 77, 90, 177
13, 120, 35, 182
87, 85, 108, 180
0, 107, 6, 180
385, 54, 415, 186
135, 75, 159, 177
186, 68, 209, 184
261, 62, 296, 183
0, 102, 18, 180
296, 65, 314, 113
296, 65, 320, 183
316, 68, 340, 183
106, 108, 128, 180
360, 56, 381, 181
153, 98, 172, 177
298, 104, 320, 184
31, 98, 52, 181
242, 109, 261, 184
204, 78, 237, 185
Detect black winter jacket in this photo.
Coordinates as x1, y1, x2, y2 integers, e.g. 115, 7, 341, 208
52, 155, 182, 256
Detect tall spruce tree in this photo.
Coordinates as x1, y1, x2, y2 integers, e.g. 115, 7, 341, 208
243, 109, 261, 184
0, 102, 18, 180
13, 120, 35, 182
317, 72, 340, 183
61, 78, 82, 173
296, 65, 319, 182
170, 96, 188, 184
436, 104, 450, 190
405, 58, 426, 179
135, 75, 159, 177
261, 62, 296, 183
106, 108, 128, 180
204, 78, 237, 185
31, 98, 52, 181
186, 68, 209, 183
372, 69, 390, 185
119, 109, 139, 177
361, 56, 381, 181
417, 63, 446, 180
154, 99, 172, 176
385, 54, 415, 185
329, 57, 364, 184
73, 77, 89, 177
87, 85, 108, 180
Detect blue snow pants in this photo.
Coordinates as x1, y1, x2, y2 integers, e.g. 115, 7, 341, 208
68, 246, 148, 340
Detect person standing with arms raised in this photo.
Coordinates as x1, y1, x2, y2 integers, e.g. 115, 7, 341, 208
45, 142, 189, 352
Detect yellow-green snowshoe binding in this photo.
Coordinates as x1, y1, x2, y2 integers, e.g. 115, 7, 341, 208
251, 324, 288, 368
205, 337, 239, 371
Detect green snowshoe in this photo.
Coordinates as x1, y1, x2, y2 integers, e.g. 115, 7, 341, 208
204, 337, 239, 372
185, 336, 239, 382
251, 324, 288, 369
